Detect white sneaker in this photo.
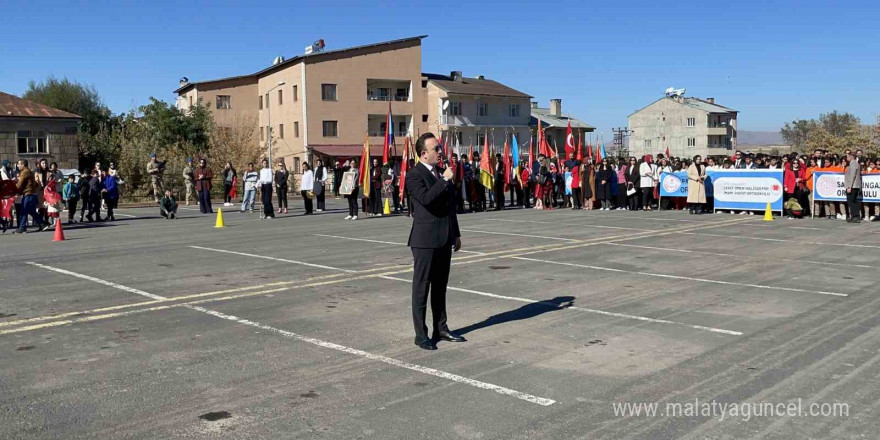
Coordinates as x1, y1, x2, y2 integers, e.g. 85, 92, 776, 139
352, 215, 358, 220
837, 213, 845, 220
345, 215, 352, 220
260, 214, 265, 219
377, 213, 382, 217
869, 215, 876, 221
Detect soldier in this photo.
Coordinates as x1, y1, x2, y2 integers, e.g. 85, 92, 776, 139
182, 158, 196, 206
146, 153, 164, 203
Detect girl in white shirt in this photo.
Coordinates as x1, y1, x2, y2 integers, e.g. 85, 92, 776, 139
300, 163, 314, 215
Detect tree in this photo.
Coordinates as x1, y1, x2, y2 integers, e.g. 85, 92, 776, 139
818, 111, 861, 138
23, 77, 111, 139
780, 119, 817, 153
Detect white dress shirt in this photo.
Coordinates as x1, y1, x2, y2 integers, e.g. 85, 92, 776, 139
300, 170, 314, 191
259, 167, 273, 185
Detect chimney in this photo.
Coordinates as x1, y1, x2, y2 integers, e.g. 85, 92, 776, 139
450, 71, 463, 82
477, 75, 485, 80
550, 99, 562, 117
179, 77, 189, 87
531, 101, 538, 109
707, 97, 715, 104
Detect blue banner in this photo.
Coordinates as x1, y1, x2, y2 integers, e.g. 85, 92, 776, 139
659, 171, 714, 198
710, 169, 784, 212
813, 171, 880, 202
659, 171, 689, 198
661, 169, 783, 212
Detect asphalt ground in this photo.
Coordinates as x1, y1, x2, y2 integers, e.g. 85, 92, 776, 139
2, 198, 879, 439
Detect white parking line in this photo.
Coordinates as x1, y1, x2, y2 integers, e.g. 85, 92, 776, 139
605, 243, 873, 269
379, 276, 742, 336
189, 245, 357, 272
484, 218, 653, 232
511, 256, 848, 297
681, 231, 880, 249
314, 234, 487, 255
27, 263, 555, 407
459, 229, 579, 242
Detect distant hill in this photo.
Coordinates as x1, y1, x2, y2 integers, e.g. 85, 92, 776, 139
738, 130, 785, 146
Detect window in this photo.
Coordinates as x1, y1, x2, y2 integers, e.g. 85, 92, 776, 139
17, 130, 47, 154
449, 101, 461, 116
294, 121, 300, 138
421, 80, 428, 88
396, 88, 408, 100
293, 85, 298, 102
478, 102, 488, 117
380, 122, 387, 136
260, 126, 264, 141
422, 114, 428, 122
279, 123, 284, 139
398, 121, 406, 135
644, 139, 652, 149
293, 157, 301, 174
687, 137, 696, 147
455, 132, 463, 146
508, 104, 520, 118
477, 133, 486, 146
189, 96, 193, 106
687, 117, 695, 127
278, 89, 283, 105
259, 96, 263, 110
321, 84, 337, 101
323, 120, 338, 137
216, 95, 231, 109
264, 93, 269, 108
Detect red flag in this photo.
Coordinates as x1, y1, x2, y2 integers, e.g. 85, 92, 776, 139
576, 134, 584, 161
399, 137, 410, 201
595, 142, 602, 164
468, 144, 473, 162
586, 143, 593, 162
564, 121, 575, 158
665, 146, 671, 158
537, 118, 552, 157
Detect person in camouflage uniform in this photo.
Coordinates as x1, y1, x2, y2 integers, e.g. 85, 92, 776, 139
146, 153, 164, 203
182, 158, 196, 206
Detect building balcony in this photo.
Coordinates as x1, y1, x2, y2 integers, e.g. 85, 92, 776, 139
367, 79, 411, 103
367, 94, 410, 102
707, 126, 729, 136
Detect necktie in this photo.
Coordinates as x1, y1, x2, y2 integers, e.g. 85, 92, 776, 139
433, 167, 441, 180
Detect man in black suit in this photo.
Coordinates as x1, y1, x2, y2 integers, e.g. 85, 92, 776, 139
493, 153, 505, 210
406, 133, 465, 350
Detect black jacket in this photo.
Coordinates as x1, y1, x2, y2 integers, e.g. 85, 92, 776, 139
625, 165, 640, 189
406, 163, 460, 249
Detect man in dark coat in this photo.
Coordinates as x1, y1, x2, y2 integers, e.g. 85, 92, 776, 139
406, 133, 464, 350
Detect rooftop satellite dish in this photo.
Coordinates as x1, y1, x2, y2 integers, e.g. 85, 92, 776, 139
441, 100, 450, 111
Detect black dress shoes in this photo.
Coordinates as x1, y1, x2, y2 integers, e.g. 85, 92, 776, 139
434, 331, 466, 343
414, 338, 437, 350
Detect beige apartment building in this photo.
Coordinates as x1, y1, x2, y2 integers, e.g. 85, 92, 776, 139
628, 93, 738, 158
176, 36, 429, 174
426, 71, 532, 159
530, 99, 595, 155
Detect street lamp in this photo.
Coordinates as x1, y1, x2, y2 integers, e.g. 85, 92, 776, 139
266, 81, 286, 165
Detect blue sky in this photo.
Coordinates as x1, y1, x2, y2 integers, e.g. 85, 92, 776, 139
2, 0, 878, 138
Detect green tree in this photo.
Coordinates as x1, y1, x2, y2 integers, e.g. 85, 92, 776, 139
780, 119, 817, 153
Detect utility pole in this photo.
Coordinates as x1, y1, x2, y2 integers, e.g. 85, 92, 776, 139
612, 127, 633, 158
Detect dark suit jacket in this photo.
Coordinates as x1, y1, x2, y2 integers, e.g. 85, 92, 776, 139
625, 165, 640, 189
406, 162, 461, 249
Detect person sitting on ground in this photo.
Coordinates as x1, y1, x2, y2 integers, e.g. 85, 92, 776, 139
159, 190, 178, 219
784, 197, 803, 219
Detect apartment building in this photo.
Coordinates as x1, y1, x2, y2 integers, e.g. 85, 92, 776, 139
628, 93, 738, 158
426, 71, 532, 157
176, 36, 428, 174
530, 99, 595, 153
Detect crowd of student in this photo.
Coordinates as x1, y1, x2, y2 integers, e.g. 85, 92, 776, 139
3, 147, 875, 233
1, 158, 121, 234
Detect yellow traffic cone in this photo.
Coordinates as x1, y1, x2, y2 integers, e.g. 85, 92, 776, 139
215, 208, 225, 228
763, 202, 773, 221
383, 197, 391, 215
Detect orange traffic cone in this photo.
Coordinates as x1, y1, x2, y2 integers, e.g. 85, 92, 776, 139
53, 220, 65, 242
